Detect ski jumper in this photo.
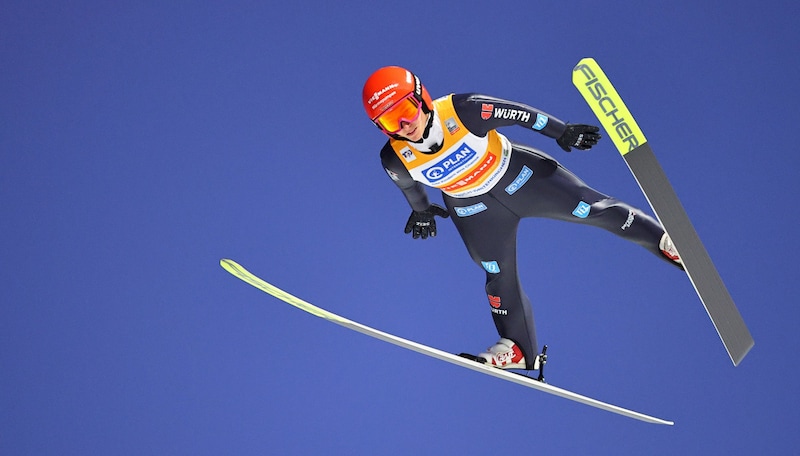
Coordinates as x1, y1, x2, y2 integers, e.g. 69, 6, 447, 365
380, 93, 672, 370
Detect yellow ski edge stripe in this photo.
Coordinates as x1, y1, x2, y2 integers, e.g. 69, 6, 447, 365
220, 259, 351, 323
571, 58, 647, 156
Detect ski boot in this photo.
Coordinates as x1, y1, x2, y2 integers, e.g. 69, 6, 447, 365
477, 338, 526, 370
459, 340, 549, 381
660, 232, 683, 267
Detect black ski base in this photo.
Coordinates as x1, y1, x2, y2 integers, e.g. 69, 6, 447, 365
458, 345, 548, 382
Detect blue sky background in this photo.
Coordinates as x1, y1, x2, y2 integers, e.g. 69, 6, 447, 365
2, 1, 798, 454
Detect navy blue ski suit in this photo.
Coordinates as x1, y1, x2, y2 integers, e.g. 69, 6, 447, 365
379, 93, 674, 369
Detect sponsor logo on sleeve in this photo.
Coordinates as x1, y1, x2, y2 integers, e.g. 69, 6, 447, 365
532, 113, 549, 130
493, 107, 531, 123
385, 168, 399, 181
481, 103, 494, 120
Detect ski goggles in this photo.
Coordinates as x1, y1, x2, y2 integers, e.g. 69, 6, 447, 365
372, 93, 423, 134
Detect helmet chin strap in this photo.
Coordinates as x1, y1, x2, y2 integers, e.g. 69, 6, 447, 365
412, 110, 444, 153
421, 109, 435, 139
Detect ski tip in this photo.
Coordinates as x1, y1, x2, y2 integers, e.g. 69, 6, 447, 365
574, 57, 597, 69
220, 258, 243, 274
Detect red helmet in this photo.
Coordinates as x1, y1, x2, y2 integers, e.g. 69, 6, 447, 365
362, 66, 434, 132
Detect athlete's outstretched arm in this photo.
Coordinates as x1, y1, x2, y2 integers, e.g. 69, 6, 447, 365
451, 93, 600, 151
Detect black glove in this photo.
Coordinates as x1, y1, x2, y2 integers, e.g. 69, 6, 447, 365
557, 124, 601, 152
404, 204, 450, 239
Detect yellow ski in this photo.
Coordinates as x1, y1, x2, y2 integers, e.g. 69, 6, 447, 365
573, 58, 754, 365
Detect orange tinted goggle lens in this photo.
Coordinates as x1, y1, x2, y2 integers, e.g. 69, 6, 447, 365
374, 95, 422, 134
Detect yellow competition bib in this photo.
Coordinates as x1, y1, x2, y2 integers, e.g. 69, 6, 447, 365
390, 95, 511, 198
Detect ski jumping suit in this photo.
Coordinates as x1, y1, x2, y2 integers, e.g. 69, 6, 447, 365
380, 93, 673, 370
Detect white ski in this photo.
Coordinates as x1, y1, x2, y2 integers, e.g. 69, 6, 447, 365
220, 259, 673, 425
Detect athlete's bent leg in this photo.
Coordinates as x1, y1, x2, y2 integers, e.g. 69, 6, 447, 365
501, 149, 679, 268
